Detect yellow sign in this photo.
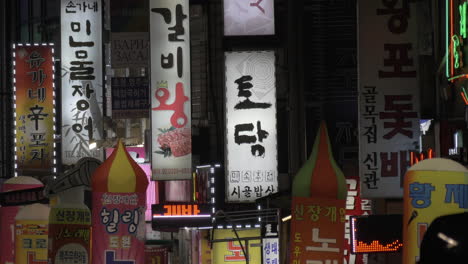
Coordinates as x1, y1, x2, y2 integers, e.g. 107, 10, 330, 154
403, 159, 468, 264
15, 220, 48, 264
213, 229, 261, 264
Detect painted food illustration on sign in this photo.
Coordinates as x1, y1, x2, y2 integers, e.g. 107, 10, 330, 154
155, 127, 191, 158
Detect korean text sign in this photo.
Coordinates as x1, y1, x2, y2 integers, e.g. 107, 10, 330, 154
213, 228, 261, 264
223, 0, 275, 36
14, 44, 55, 177
290, 197, 346, 264
150, 0, 192, 180
403, 165, 468, 263
225, 51, 278, 202
61, 0, 103, 165
358, 0, 420, 198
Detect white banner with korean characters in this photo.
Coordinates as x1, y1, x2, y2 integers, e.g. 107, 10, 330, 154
223, 0, 275, 36
61, 0, 104, 165
263, 238, 280, 264
225, 51, 278, 203
358, 0, 420, 198
150, 0, 192, 180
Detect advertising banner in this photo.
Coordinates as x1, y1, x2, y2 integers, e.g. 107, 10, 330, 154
225, 51, 277, 202
61, 0, 104, 165
111, 77, 150, 119
150, 0, 192, 180
213, 229, 261, 264
223, 0, 275, 36
13, 44, 55, 177
403, 159, 468, 263
48, 208, 91, 264
358, 0, 420, 198
92, 141, 148, 264
290, 197, 346, 264
344, 177, 372, 264
262, 238, 279, 264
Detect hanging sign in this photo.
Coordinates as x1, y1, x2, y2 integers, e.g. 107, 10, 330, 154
13, 44, 56, 177
212, 229, 262, 264
223, 0, 275, 36
358, 0, 420, 198
61, 0, 104, 165
290, 197, 346, 264
150, 0, 192, 180
225, 51, 278, 202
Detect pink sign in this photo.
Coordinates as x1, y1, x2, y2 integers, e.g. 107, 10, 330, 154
92, 192, 146, 263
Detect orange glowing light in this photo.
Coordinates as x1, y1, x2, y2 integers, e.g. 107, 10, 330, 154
354, 240, 403, 253
162, 204, 201, 216
410, 149, 434, 166
461, 92, 468, 105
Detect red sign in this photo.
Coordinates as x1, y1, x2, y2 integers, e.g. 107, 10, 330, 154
290, 197, 346, 264
145, 246, 168, 264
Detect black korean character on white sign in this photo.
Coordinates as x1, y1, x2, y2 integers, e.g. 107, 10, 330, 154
234, 121, 269, 157
69, 20, 95, 80
151, 4, 187, 42
234, 75, 272, 110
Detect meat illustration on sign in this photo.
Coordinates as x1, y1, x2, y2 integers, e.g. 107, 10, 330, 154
155, 127, 192, 157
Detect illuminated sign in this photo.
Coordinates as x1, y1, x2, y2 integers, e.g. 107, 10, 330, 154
225, 51, 278, 202
152, 164, 216, 229
350, 215, 403, 253
150, 0, 192, 180
223, 0, 275, 36
447, 0, 468, 81
60, 0, 104, 164
12, 44, 56, 177
358, 0, 420, 198
212, 229, 262, 264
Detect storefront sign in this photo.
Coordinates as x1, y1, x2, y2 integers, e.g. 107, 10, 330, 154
403, 159, 468, 263
290, 197, 346, 264
111, 77, 150, 119
224, 0, 275, 36
447, 0, 468, 81
61, 0, 104, 165
150, 0, 192, 180
344, 177, 372, 264
212, 229, 262, 264
13, 44, 56, 177
263, 238, 279, 264
358, 0, 420, 198
111, 32, 149, 68
145, 246, 168, 264
225, 51, 277, 202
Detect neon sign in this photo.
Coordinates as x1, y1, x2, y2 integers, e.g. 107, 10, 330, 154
162, 204, 202, 216
410, 149, 434, 166
447, 0, 468, 81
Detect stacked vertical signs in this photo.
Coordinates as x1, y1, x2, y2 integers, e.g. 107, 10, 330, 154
61, 0, 103, 165
13, 44, 56, 177
358, 0, 420, 198
225, 51, 277, 202
150, 0, 192, 180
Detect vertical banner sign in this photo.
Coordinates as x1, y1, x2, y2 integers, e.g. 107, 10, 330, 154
290, 197, 346, 264
225, 51, 278, 203
344, 177, 372, 264
223, 0, 275, 36
358, 0, 420, 198
150, 0, 192, 180
61, 0, 104, 165
13, 44, 56, 177
92, 141, 149, 264
263, 238, 279, 264
213, 229, 262, 264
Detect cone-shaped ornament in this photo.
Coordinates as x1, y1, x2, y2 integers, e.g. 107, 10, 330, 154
292, 121, 347, 199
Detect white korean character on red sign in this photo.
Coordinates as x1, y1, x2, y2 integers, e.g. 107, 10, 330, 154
306, 228, 339, 253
